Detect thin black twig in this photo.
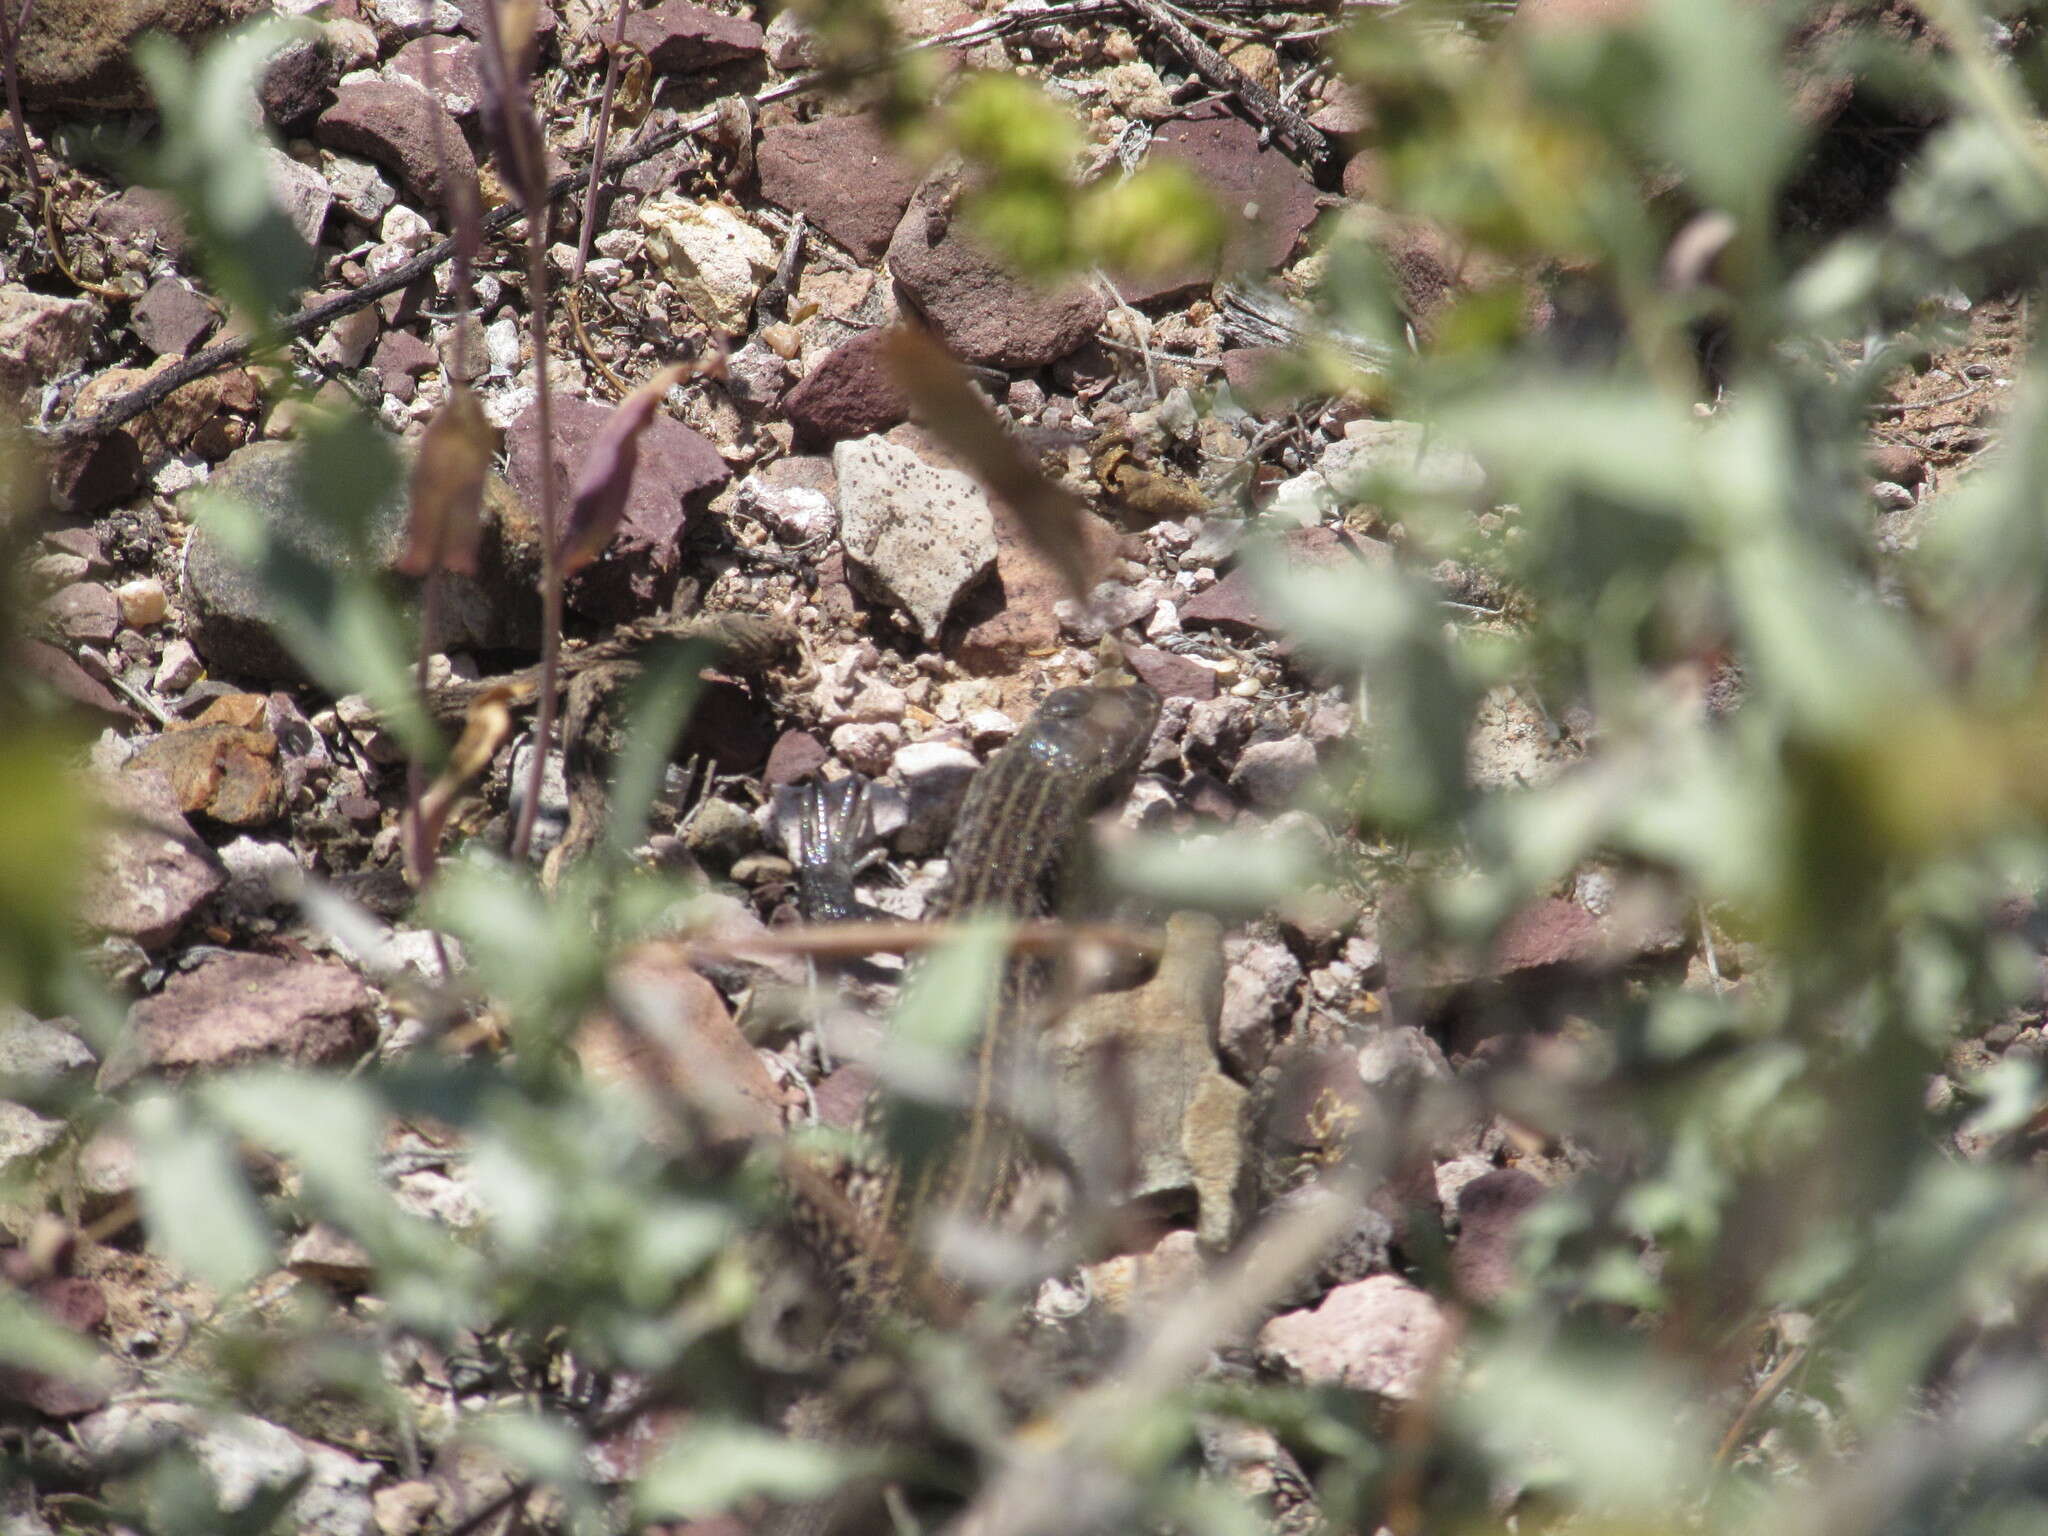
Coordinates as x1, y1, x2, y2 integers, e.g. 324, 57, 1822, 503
1125, 0, 1336, 179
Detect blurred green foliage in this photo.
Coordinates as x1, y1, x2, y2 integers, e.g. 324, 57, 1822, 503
18, 2, 2048, 1534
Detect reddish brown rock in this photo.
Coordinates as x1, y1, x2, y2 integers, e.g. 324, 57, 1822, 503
78, 769, 225, 948
888, 177, 1106, 370
258, 35, 335, 131
784, 330, 910, 445
123, 702, 286, 828
0, 1277, 110, 1417
89, 187, 191, 260
316, 78, 477, 210
1220, 346, 1289, 404
1118, 103, 1322, 304
0, 286, 95, 411
46, 435, 145, 516
130, 276, 219, 358
764, 729, 829, 786
286, 1223, 374, 1290
1257, 1274, 1451, 1402
17, 640, 133, 721
1180, 525, 1386, 640
1452, 1168, 1546, 1306
955, 507, 1127, 672
757, 115, 920, 264
1492, 898, 1602, 973
1869, 441, 1927, 488
1126, 645, 1218, 702
575, 948, 788, 1144
811, 1064, 874, 1130
621, 0, 764, 73
504, 392, 730, 624
389, 34, 485, 122
371, 327, 438, 401
108, 951, 372, 1087
15, 0, 256, 111
42, 583, 119, 644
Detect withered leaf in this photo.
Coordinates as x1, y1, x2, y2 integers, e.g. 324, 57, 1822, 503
397, 385, 493, 578
559, 363, 689, 577
406, 683, 515, 887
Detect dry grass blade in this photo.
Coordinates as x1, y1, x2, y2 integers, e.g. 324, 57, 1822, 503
883, 324, 1102, 603
406, 683, 516, 885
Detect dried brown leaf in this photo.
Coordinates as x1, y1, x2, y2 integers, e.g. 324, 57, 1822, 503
558, 363, 688, 577
406, 683, 516, 886
397, 386, 493, 577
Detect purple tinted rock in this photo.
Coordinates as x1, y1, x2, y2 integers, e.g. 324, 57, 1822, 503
1452, 1168, 1546, 1306
757, 115, 920, 264
449, 0, 556, 36
1119, 103, 1321, 305
131, 276, 219, 358
77, 769, 226, 948
1231, 735, 1317, 809
107, 950, 373, 1088
0, 285, 94, 410
371, 327, 437, 398
388, 34, 485, 121
1257, 1274, 1451, 1402
46, 436, 145, 516
785, 329, 910, 445
258, 36, 334, 130
17, 639, 133, 721
765, 729, 828, 786
316, 78, 477, 211
0, 1278, 110, 1417
1180, 526, 1383, 639
504, 392, 731, 624
89, 187, 192, 260
43, 582, 120, 643
887, 177, 1106, 370
621, 1, 764, 73
1126, 645, 1218, 702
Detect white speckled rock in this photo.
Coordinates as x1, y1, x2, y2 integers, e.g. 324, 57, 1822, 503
832, 435, 998, 641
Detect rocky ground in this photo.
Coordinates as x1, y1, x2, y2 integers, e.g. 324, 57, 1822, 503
0, 0, 2030, 1531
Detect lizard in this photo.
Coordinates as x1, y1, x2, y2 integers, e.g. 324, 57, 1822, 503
763, 678, 1164, 1534
791, 677, 1164, 1316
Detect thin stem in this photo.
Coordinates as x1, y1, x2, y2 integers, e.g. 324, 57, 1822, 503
0, 0, 45, 206
574, 0, 631, 284
509, 186, 562, 863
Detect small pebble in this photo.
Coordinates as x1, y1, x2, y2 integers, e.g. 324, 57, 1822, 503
115, 577, 168, 629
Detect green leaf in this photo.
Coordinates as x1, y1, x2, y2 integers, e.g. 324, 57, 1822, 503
133, 20, 314, 325
0, 1287, 111, 1382
1110, 823, 1332, 916
192, 482, 435, 766
1642, 0, 1800, 220
605, 643, 705, 861
635, 1420, 857, 1520
131, 1091, 275, 1292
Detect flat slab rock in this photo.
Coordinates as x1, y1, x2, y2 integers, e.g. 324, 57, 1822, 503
504, 391, 730, 623
1119, 101, 1322, 305
101, 951, 373, 1089
886, 176, 1106, 370
77, 769, 226, 950
832, 434, 997, 641
183, 439, 542, 680
756, 114, 920, 265
1257, 1273, 1451, 1403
